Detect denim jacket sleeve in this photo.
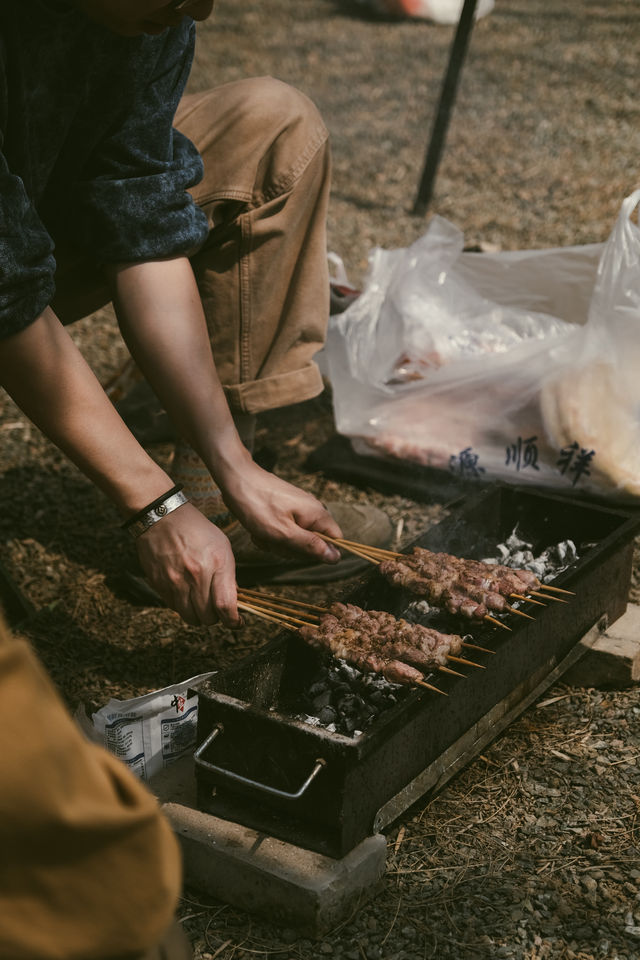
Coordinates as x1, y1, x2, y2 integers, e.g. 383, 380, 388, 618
72, 23, 209, 265
0, 20, 209, 340
0, 151, 56, 338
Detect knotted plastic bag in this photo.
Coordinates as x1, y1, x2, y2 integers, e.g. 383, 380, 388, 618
325, 191, 640, 500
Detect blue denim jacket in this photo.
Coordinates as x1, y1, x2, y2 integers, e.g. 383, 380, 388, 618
0, 3, 209, 338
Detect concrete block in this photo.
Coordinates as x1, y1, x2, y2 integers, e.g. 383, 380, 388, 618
165, 802, 386, 936
563, 602, 640, 689
150, 757, 387, 937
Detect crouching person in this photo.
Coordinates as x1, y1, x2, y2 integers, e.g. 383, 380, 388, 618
0, 613, 191, 960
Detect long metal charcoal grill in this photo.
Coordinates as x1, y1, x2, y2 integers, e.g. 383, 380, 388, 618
192, 486, 640, 858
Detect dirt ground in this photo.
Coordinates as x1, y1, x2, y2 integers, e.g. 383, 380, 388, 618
1, 1, 640, 958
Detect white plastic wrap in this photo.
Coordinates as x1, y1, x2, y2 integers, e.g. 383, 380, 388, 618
91, 672, 216, 781
325, 191, 640, 500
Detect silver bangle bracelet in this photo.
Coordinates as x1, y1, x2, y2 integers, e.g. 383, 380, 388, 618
124, 489, 190, 540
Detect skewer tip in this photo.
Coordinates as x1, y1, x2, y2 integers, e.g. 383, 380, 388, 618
447, 654, 485, 670
415, 679, 448, 696
461, 641, 495, 655
439, 664, 466, 678
505, 605, 536, 621
538, 584, 575, 596
511, 593, 546, 607
485, 615, 511, 631
530, 590, 569, 604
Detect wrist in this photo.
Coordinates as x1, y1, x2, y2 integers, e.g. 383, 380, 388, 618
201, 433, 255, 490
112, 464, 178, 517
122, 485, 190, 539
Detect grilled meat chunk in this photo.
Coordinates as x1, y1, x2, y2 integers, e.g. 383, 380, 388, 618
378, 546, 543, 621
298, 602, 464, 685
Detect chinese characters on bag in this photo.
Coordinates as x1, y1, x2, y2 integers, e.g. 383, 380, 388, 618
449, 437, 596, 487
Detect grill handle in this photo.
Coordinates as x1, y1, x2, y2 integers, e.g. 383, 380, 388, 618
194, 724, 327, 801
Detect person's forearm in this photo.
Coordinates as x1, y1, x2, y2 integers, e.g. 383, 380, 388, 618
109, 258, 251, 488
108, 258, 341, 576
0, 309, 175, 514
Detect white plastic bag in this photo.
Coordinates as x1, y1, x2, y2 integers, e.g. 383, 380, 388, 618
539, 191, 640, 498
325, 191, 640, 501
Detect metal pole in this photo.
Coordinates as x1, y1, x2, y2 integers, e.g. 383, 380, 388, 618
412, 0, 479, 216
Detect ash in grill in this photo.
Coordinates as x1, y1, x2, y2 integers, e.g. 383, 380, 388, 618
482, 527, 579, 581
295, 658, 406, 737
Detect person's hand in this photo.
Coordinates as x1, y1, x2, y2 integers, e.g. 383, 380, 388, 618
221, 462, 344, 564
135, 502, 240, 627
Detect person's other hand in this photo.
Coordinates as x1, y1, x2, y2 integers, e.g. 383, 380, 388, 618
135, 502, 239, 626
222, 464, 343, 564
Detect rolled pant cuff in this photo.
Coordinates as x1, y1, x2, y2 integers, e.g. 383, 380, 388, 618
223, 361, 325, 415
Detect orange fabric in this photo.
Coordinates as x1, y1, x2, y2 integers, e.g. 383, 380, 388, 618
53, 78, 331, 417
0, 617, 183, 960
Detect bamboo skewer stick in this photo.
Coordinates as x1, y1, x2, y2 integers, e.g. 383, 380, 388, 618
238, 597, 460, 694
529, 590, 568, 604
318, 537, 576, 611
342, 538, 575, 603
447, 654, 485, 669
237, 591, 320, 623
462, 641, 495, 654
241, 593, 505, 646
415, 679, 448, 696
315, 533, 380, 565
239, 590, 494, 649
439, 665, 466, 678
504, 605, 536, 621
511, 593, 546, 607
328, 537, 400, 560
537, 584, 575, 595
315, 536, 571, 628
237, 601, 298, 632
238, 588, 328, 614
485, 615, 511, 631
241, 599, 450, 697
236, 599, 317, 630
239, 590, 494, 678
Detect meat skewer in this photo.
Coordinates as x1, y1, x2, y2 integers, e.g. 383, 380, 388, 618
237, 593, 492, 694
372, 556, 512, 628
316, 535, 573, 627
334, 537, 574, 598
239, 588, 495, 655
316, 536, 512, 630
297, 602, 481, 680
378, 556, 535, 622
238, 597, 444, 694
384, 546, 537, 606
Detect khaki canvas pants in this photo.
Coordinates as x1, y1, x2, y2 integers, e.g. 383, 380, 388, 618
53, 77, 332, 416
0, 615, 190, 960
